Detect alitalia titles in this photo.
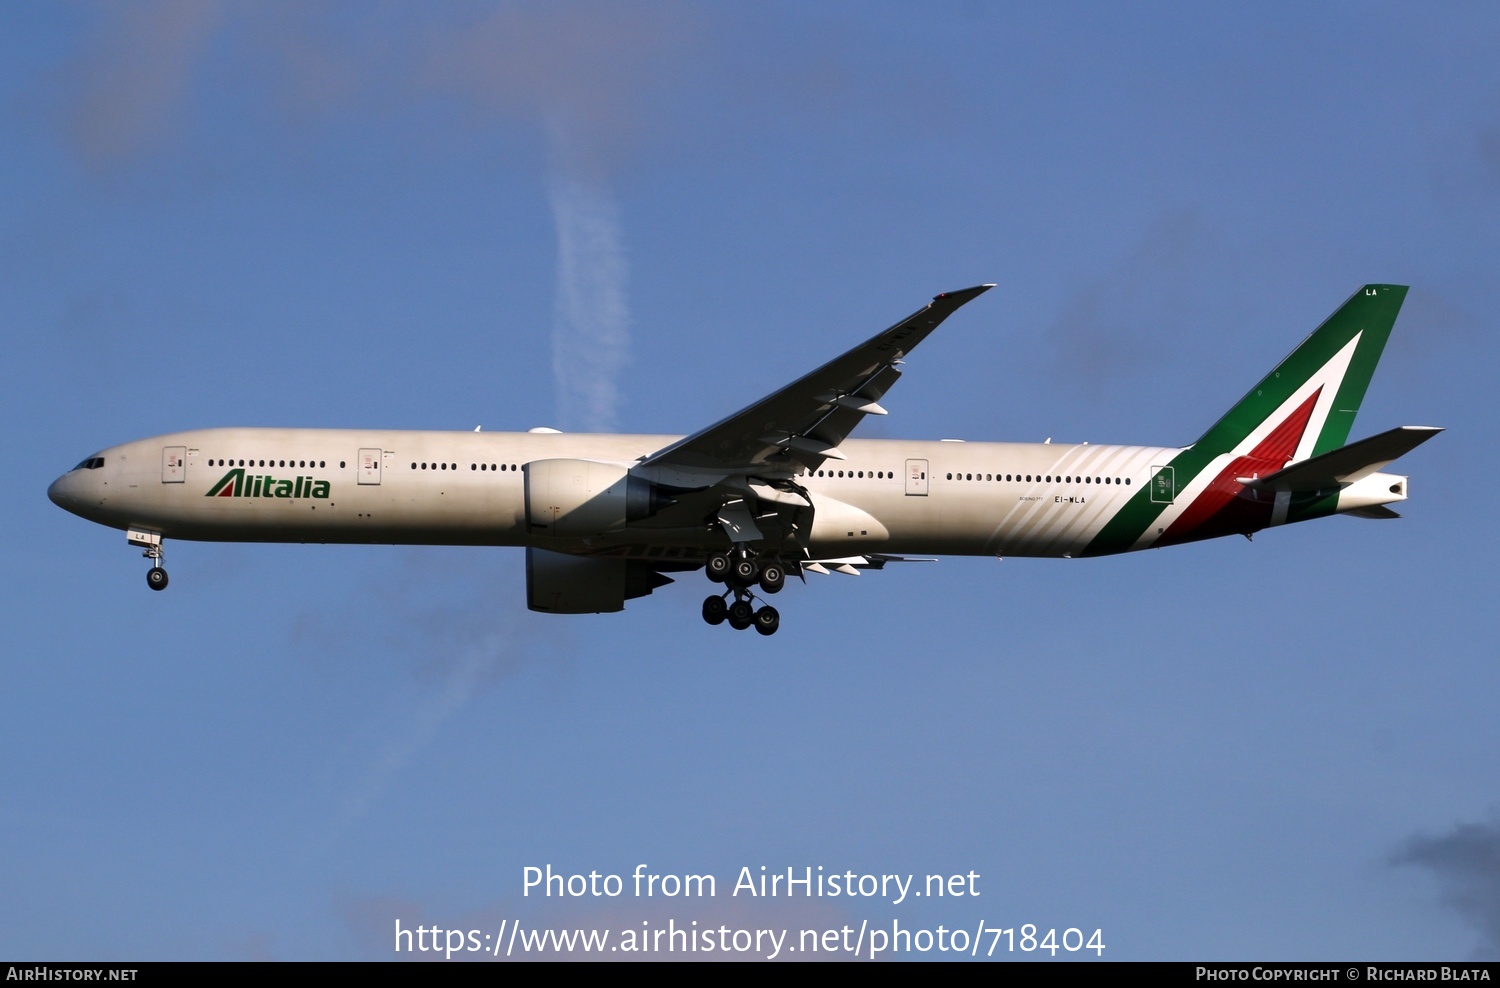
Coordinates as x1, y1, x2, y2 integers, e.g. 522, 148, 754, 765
205, 468, 329, 500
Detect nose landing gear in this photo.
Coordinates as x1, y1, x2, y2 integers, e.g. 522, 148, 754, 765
129, 529, 169, 591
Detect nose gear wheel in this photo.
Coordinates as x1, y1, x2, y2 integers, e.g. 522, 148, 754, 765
140, 540, 168, 591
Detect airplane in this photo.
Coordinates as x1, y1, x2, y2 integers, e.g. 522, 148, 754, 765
48, 284, 1439, 636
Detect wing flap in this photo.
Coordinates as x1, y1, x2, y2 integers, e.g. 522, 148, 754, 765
802, 553, 938, 575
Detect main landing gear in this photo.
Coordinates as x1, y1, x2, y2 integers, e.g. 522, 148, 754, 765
701, 550, 784, 635
704, 550, 785, 595
701, 591, 779, 636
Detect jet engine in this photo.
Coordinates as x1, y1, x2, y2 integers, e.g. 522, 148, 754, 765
524, 458, 672, 537
525, 548, 673, 613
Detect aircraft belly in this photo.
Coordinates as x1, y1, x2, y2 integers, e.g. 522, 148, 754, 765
124, 484, 529, 545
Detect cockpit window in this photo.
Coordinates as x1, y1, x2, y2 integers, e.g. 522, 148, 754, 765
73, 457, 105, 471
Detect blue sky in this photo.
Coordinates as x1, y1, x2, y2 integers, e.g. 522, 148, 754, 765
3, 1, 1497, 961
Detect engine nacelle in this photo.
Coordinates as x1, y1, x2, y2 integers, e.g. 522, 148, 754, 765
524, 458, 668, 537
525, 548, 672, 614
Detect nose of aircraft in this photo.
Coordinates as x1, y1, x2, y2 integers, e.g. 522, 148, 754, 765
48, 472, 75, 509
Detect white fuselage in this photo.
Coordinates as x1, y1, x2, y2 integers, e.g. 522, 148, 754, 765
47, 428, 1183, 560
44, 285, 1428, 626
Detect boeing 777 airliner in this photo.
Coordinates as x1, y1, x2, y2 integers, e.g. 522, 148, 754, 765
49, 284, 1439, 635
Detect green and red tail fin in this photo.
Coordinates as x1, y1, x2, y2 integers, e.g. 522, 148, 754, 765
1083, 285, 1408, 555
1192, 284, 1407, 459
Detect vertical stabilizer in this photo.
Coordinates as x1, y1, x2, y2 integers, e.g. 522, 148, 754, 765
1083, 285, 1407, 555
1192, 284, 1406, 459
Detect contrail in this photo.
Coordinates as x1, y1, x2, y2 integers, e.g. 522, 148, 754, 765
547, 171, 631, 434
339, 638, 494, 825
336, 609, 547, 828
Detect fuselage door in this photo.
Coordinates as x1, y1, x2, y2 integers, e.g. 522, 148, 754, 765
358, 448, 382, 485
905, 458, 929, 496
1150, 465, 1175, 504
162, 446, 186, 483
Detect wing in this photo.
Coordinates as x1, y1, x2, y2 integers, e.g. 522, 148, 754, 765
638, 285, 993, 482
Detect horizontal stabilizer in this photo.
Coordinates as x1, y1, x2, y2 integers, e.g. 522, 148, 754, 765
1240, 426, 1442, 494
